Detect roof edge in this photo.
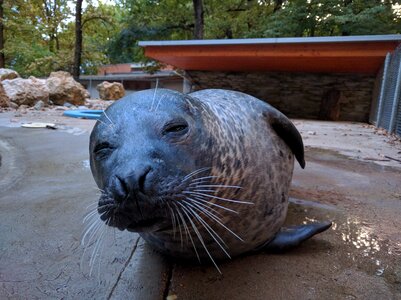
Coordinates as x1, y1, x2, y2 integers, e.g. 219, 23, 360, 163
139, 34, 401, 47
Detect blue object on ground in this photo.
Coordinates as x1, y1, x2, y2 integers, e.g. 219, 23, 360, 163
63, 110, 103, 120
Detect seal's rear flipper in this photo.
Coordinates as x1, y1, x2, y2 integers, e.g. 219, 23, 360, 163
262, 221, 332, 252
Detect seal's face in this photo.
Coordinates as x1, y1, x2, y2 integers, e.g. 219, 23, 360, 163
90, 89, 206, 233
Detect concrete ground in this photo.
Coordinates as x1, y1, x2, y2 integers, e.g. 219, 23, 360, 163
0, 109, 401, 299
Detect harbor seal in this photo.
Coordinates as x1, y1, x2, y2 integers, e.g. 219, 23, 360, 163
89, 88, 331, 270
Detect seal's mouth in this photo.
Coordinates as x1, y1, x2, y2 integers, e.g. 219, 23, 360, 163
97, 199, 170, 232
126, 217, 168, 232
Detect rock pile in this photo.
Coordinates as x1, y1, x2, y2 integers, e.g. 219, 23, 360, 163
0, 69, 19, 81
96, 81, 125, 100
0, 69, 90, 110
0, 81, 9, 108
47, 71, 90, 105
2, 77, 49, 107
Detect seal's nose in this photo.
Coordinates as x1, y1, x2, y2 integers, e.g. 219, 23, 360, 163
111, 166, 152, 202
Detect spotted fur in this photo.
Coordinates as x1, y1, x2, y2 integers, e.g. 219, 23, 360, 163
90, 89, 304, 263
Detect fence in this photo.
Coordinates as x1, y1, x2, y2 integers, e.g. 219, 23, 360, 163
373, 45, 401, 137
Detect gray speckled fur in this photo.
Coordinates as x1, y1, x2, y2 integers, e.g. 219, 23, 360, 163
90, 88, 302, 262
143, 90, 293, 260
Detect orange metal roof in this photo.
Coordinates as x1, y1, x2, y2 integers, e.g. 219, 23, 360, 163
139, 35, 401, 74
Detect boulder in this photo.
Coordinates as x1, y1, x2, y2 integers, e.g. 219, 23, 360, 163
96, 81, 125, 100
0, 68, 19, 81
2, 77, 49, 106
0, 81, 10, 107
46, 71, 90, 105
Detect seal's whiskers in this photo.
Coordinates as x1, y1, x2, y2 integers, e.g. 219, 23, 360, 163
82, 215, 103, 246
80, 200, 113, 279
89, 223, 107, 276
86, 201, 98, 209
80, 217, 103, 272
97, 118, 113, 129
95, 226, 110, 282
150, 79, 159, 111
102, 111, 115, 127
183, 191, 253, 205
180, 203, 231, 259
182, 167, 211, 182
154, 94, 166, 112
178, 203, 222, 274
183, 196, 225, 219
166, 202, 178, 239
173, 203, 200, 260
83, 209, 99, 223
190, 184, 242, 189
189, 175, 221, 184
188, 195, 239, 214
185, 198, 244, 242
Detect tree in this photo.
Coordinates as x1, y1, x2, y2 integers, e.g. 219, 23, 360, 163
0, 1, 123, 76
72, 0, 82, 79
79, 3, 122, 74
193, 0, 204, 39
40, 0, 70, 53
1, 0, 73, 76
203, 0, 274, 39
107, 0, 194, 63
0, 0, 4, 68
257, 0, 400, 38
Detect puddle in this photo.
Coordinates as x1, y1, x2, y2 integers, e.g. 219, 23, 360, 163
81, 159, 90, 170
286, 196, 401, 292
56, 125, 87, 136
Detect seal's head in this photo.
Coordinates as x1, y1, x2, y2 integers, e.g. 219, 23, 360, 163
90, 89, 208, 233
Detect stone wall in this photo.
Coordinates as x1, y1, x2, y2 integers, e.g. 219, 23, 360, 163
187, 71, 376, 122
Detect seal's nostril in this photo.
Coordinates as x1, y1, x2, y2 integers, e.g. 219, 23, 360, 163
138, 167, 151, 194
115, 175, 129, 201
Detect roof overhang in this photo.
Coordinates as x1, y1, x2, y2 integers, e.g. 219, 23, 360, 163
139, 35, 401, 74
79, 71, 180, 82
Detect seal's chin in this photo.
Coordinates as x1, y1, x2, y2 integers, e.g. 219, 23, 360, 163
126, 218, 169, 233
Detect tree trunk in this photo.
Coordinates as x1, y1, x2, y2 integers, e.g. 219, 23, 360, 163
0, 0, 5, 68
193, 0, 204, 39
341, 0, 352, 36
273, 0, 283, 12
73, 0, 83, 80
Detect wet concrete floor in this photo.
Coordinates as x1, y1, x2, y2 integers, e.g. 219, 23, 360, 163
0, 119, 401, 299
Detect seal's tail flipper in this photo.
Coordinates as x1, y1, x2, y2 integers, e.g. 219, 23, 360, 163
262, 221, 332, 252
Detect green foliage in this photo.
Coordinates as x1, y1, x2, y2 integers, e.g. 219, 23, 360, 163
79, 3, 125, 74
107, 0, 401, 65
106, 0, 194, 63
255, 0, 400, 37
2, 0, 124, 76
1, 0, 401, 76
203, 0, 274, 39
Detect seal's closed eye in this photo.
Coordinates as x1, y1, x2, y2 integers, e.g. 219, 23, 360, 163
93, 142, 114, 160
162, 120, 189, 136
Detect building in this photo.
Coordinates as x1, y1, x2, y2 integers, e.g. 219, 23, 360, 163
79, 63, 186, 99
139, 35, 401, 136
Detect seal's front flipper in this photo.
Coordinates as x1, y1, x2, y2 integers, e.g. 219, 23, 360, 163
263, 222, 332, 252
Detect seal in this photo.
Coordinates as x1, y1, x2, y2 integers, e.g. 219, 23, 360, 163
89, 88, 331, 270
